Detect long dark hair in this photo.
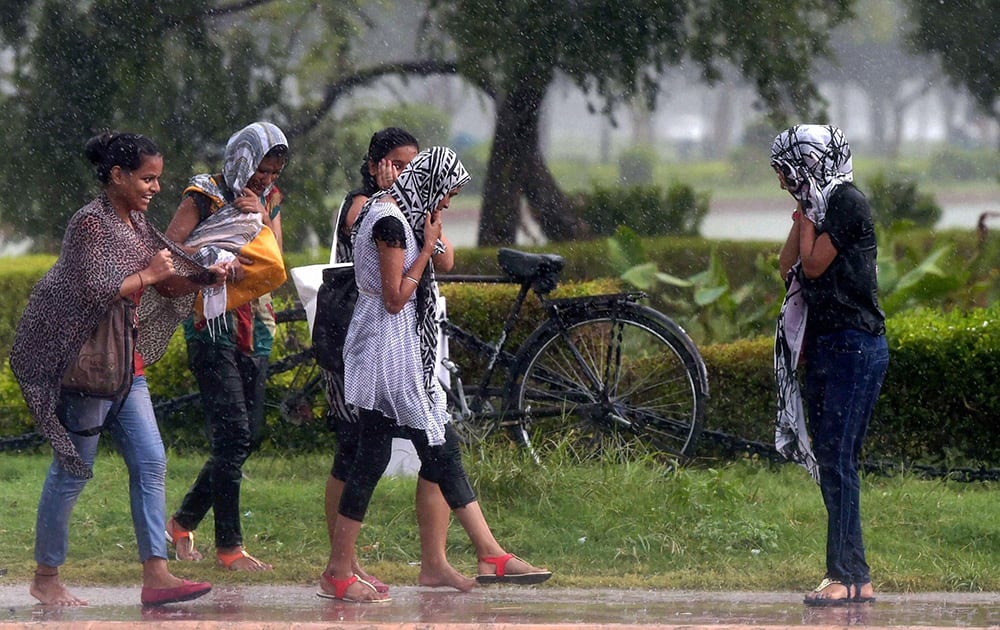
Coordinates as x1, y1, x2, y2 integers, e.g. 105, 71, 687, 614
358, 127, 419, 196
84, 132, 161, 184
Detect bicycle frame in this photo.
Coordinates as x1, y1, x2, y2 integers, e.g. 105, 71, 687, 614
436, 273, 525, 427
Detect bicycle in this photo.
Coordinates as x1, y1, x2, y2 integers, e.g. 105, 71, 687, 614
435, 248, 708, 461
262, 247, 708, 463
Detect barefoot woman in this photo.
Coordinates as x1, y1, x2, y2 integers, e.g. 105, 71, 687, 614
10, 133, 225, 606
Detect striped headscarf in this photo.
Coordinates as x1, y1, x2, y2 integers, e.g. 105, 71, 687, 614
354, 147, 471, 396
222, 121, 288, 195
770, 124, 853, 227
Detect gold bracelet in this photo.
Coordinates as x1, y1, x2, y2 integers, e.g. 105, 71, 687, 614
404, 275, 419, 286
137, 272, 145, 291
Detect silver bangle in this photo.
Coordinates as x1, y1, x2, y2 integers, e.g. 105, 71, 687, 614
404, 275, 419, 286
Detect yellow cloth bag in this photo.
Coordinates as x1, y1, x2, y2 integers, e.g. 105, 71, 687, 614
193, 224, 286, 318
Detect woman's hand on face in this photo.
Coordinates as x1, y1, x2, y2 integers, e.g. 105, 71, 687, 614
375, 158, 398, 190
422, 210, 443, 251
233, 189, 265, 214
145, 249, 175, 283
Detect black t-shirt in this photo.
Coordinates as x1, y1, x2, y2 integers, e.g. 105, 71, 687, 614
801, 183, 886, 338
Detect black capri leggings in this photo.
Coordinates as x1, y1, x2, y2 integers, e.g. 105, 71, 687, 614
337, 408, 476, 522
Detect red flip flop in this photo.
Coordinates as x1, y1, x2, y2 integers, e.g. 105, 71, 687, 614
476, 553, 552, 585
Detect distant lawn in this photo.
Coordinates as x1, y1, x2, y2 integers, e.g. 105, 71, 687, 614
2, 447, 999, 593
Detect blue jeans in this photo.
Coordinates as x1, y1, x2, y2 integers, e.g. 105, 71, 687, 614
36, 376, 168, 566
804, 329, 888, 585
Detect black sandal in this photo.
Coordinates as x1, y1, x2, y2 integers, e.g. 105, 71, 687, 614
803, 577, 855, 607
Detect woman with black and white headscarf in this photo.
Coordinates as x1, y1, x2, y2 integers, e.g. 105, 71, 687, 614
774, 125, 888, 606
320, 147, 551, 602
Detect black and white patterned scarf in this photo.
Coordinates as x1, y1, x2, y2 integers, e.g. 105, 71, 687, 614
353, 147, 470, 396
770, 124, 853, 227
774, 266, 819, 482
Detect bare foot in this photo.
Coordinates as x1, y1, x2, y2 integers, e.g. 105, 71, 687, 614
166, 517, 202, 561
419, 562, 476, 592
217, 547, 272, 572
30, 573, 87, 606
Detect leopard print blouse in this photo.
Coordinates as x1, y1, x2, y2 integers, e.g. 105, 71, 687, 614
10, 194, 205, 479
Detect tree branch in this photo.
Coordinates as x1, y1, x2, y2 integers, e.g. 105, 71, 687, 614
285, 60, 464, 138
160, 0, 279, 28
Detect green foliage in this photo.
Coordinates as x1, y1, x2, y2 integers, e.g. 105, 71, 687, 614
906, 0, 1000, 123
0, 0, 366, 249
610, 228, 783, 344
0, 255, 53, 360
618, 145, 657, 185
577, 183, 709, 238
431, 0, 850, 120
876, 222, 965, 314
429, 0, 852, 243
699, 304, 1000, 467
929, 147, 1000, 182
866, 171, 942, 228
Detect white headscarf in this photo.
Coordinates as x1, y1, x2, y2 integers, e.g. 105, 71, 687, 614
770, 124, 853, 227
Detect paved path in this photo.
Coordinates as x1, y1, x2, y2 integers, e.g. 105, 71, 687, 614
2, 584, 1000, 629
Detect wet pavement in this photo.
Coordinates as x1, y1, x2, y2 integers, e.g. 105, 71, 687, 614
2, 584, 1000, 629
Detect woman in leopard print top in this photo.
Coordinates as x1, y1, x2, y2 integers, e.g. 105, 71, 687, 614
10, 132, 224, 606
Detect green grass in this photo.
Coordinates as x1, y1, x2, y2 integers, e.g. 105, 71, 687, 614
2, 446, 1000, 592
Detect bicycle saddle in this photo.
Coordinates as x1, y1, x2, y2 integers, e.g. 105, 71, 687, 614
498, 248, 564, 294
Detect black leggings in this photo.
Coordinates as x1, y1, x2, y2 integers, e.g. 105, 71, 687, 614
337, 408, 476, 522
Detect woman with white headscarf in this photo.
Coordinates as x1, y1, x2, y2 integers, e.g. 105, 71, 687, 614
774, 124, 888, 606
162, 122, 289, 572
320, 147, 551, 602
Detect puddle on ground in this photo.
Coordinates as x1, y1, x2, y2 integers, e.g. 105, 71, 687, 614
2, 585, 1000, 627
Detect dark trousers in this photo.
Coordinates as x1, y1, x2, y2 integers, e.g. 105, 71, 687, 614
174, 340, 267, 548
338, 408, 475, 522
804, 328, 888, 585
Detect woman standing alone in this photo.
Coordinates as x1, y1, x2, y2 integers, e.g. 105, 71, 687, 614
773, 124, 888, 606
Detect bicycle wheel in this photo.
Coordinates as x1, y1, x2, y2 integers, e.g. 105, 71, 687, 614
505, 303, 707, 462
267, 351, 327, 426
266, 306, 327, 426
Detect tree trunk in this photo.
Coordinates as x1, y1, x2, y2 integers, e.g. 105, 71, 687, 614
523, 149, 579, 241
477, 81, 544, 246
478, 74, 581, 246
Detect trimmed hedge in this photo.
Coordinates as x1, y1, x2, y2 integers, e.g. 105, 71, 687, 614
702, 305, 1000, 465
3, 235, 999, 466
